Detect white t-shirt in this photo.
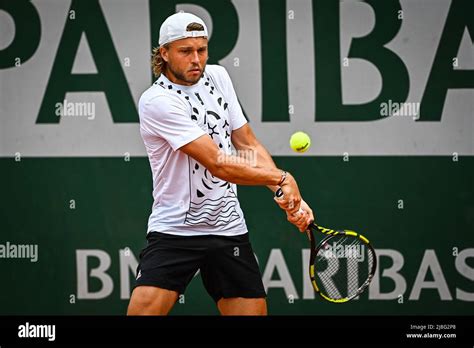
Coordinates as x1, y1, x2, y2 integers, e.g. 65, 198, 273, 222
138, 65, 249, 236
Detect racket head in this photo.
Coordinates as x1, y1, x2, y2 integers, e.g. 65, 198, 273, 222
308, 227, 376, 303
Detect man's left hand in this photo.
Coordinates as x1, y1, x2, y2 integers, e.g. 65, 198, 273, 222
284, 199, 315, 232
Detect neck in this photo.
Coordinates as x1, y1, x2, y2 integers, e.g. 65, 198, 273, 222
163, 69, 196, 87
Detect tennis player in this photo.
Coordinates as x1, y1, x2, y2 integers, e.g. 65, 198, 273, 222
127, 12, 314, 316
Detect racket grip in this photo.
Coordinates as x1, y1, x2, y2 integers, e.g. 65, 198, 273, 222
274, 188, 304, 214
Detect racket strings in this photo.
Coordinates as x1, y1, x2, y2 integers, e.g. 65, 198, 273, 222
315, 234, 375, 300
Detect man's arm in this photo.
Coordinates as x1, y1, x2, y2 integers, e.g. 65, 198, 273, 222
179, 132, 302, 215
231, 124, 280, 193
231, 124, 314, 231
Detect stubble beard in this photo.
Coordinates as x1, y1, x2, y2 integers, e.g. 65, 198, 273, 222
167, 61, 206, 85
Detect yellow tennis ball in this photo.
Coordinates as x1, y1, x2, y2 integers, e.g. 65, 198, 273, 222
290, 131, 311, 153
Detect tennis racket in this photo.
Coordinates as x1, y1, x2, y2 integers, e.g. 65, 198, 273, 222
275, 188, 376, 303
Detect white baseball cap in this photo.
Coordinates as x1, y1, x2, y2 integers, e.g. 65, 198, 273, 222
159, 12, 208, 46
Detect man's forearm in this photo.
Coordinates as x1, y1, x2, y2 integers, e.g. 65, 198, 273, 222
254, 142, 280, 192
235, 141, 280, 192
212, 151, 283, 186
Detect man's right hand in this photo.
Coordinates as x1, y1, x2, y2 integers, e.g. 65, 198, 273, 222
273, 173, 302, 215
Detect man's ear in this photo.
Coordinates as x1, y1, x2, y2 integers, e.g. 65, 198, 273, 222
160, 46, 169, 62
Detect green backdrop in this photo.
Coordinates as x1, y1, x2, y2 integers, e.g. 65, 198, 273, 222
1, 157, 472, 314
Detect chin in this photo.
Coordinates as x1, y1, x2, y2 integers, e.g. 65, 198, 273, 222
187, 76, 201, 84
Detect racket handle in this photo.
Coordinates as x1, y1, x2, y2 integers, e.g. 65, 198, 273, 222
274, 188, 304, 214
276, 188, 315, 231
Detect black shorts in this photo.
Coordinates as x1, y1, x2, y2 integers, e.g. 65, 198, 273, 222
135, 232, 266, 303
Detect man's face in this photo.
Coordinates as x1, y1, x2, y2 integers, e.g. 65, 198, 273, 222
161, 37, 208, 86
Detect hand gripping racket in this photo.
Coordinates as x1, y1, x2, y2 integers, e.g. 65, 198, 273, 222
275, 188, 376, 303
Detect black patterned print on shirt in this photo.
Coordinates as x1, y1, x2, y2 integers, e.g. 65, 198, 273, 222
157, 74, 239, 228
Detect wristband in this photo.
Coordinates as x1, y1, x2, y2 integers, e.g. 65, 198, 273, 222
278, 171, 288, 186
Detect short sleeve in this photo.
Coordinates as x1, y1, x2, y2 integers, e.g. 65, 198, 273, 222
210, 66, 248, 132
139, 93, 206, 151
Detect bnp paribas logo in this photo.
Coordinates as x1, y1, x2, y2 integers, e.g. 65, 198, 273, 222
0, 1, 471, 157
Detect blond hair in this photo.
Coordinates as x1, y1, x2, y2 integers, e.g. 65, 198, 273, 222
151, 45, 168, 77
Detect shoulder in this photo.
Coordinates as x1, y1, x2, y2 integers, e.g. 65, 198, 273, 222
139, 83, 189, 118
205, 64, 228, 76
205, 64, 233, 85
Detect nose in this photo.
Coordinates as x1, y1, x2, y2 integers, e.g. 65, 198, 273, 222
191, 50, 200, 64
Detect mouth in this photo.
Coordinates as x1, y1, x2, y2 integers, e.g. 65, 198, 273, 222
188, 68, 201, 75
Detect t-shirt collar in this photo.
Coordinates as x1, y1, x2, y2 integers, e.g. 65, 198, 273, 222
158, 71, 205, 91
